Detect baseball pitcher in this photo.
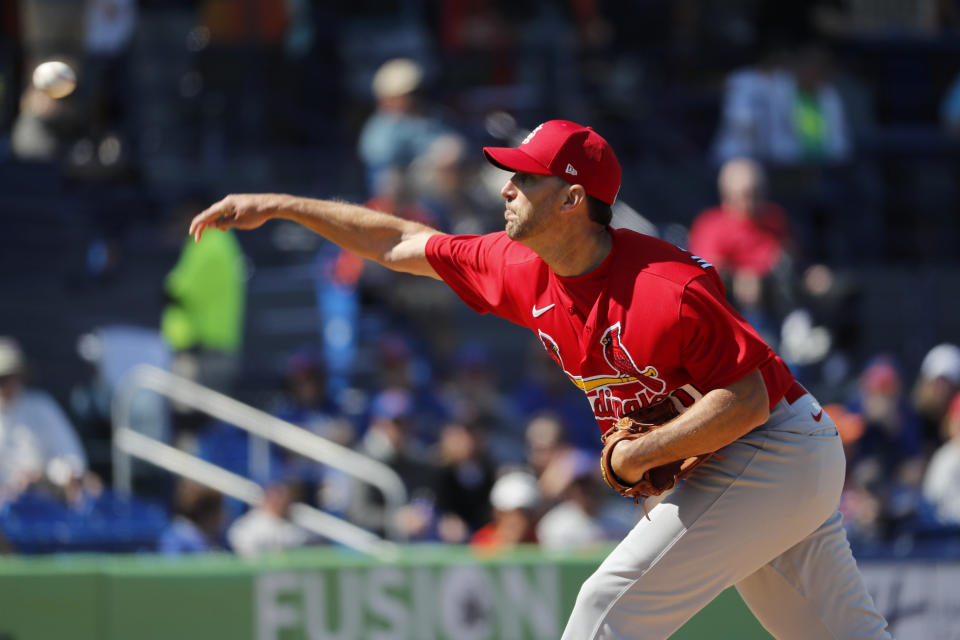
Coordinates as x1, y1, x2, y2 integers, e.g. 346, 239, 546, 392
190, 120, 891, 639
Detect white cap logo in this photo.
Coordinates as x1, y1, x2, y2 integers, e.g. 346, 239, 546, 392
521, 123, 544, 146
565, 163, 578, 176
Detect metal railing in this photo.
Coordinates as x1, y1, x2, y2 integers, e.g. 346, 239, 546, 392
111, 365, 407, 556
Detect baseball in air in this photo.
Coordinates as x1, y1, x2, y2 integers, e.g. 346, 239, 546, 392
32, 60, 77, 98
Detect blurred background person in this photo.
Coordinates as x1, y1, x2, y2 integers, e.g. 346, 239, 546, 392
357, 57, 451, 196
157, 479, 225, 554
79, 0, 137, 143
922, 393, 960, 526
712, 44, 850, 166
431, 418, 495, 543
161, 202, 247, 448
510, 342, 599, 454
536, 449, 633, 550
227, 480, 316, 557
844, 357, 925, 539
524, 412, 577, 501
470, 470, 541, 549
688, 157, 795, 343
271, 347, 352, 445
10, 84, 76, 160
161, 218, 246, 396
913, 343, 960, 452
0, 337, 97, 504
331, 387, 437, 539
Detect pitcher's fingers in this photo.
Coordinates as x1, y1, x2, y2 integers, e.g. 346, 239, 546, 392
190, 217, 208, 242
191, 216, 217, 242
189, 203, 229, 240
189, 204, 221, 236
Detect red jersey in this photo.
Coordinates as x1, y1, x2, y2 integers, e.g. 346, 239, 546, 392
425, 228, 795, 433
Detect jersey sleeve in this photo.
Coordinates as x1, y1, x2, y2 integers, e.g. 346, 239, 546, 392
677, 274, 773, 391
425, 233, 526, 325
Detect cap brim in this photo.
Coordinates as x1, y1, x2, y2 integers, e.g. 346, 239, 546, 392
482, 147, 553, 175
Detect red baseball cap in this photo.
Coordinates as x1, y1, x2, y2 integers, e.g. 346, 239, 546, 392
483, 120, 622, 205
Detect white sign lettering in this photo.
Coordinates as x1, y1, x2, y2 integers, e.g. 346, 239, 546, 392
255, 564, 561, 640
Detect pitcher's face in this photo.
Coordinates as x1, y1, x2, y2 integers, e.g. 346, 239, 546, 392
501, 173, 566, 242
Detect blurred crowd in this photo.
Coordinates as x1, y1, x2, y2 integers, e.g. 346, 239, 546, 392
2, 0, 960, 557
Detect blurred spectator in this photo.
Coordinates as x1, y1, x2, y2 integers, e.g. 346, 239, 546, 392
431, 419, 495, 543
273, 349, 352, 445
849, 358, 924, 467
922, 393, 960, 525
779, 264, 861, 398
844, 357, 926, 538
0, 337, 97, 504
825, 402, 866, 460
689, 158, 795, 278
712, 47, 787, 164
365, 167, 441, 229
371, 333, 427, 392
337, 387, 437, 538
688, 158, 795, 341
912, 343, 960, 450
525, 412, 576, 500
536, 449, 632, 550
712, 45, 850, 166
357, 57, 451, 195
81, 0, 137, 140
509, 343, 599, 453
11, 85, 77, 160
11, 0, 85, 159
200, 0, 286, 43
227, 482, 315, 556
161, 223, 246, 398
471, 470, 541, 549
360, 333, 446, 439
158, 479, 224, 554
786, 45, 851, 164
270, 349, 353, 502
72, 324, 172, 446
409, 133, 495, 236
439, 342, 516, 432
828, 402, 878, 539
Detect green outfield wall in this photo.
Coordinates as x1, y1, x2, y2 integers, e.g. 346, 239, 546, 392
0, 545, 770, 640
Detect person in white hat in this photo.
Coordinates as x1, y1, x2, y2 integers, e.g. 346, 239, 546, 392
913, 343, 960, 448
357, 57, 451, 194
470, 470, 542, 548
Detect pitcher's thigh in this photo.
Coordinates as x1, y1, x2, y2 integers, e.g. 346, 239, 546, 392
736, 511, 891, 640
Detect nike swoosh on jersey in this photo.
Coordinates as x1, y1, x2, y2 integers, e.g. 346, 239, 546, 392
812, 409, 823, 422
532, 304, 555, 318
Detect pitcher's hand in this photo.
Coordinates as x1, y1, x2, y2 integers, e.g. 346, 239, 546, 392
189, 194, 279, 242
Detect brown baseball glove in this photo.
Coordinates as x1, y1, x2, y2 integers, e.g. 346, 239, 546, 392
600, 400, 715, 516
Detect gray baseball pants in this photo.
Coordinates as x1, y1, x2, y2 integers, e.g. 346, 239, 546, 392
562, 391, 892, 639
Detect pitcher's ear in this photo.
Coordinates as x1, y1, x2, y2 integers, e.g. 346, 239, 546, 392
562, 184, 586, 212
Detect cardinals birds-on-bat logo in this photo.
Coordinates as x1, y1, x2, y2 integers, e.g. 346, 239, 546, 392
538, 325, 667, 409
600, 322, 666, 399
